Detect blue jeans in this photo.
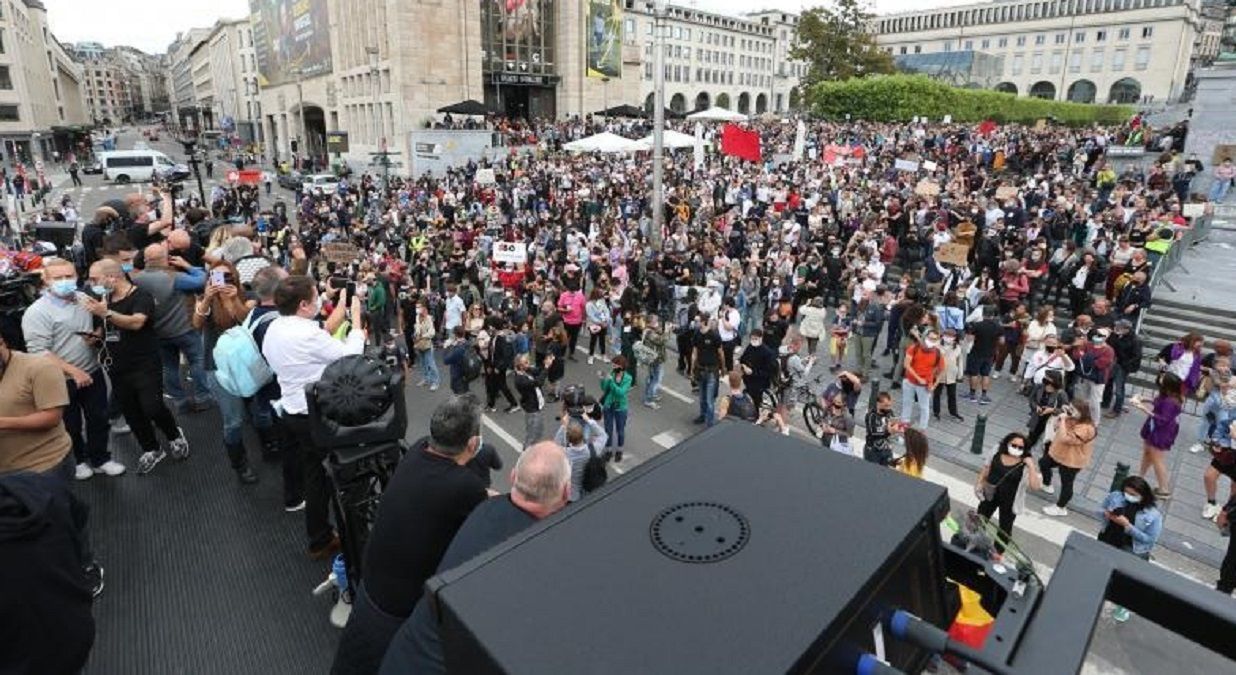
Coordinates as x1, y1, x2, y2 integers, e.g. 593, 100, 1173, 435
1107, 364, 1129, 414
418, 347, 440, 386
644, 361, 663, 404
1210, 177, 1232, 203
699, 370, 719, 426
160, 330, 213, 405
604, 408, 628, 448
1198, 391, 1222, 443
205, 371, 273, 446
900, 382, 931, 430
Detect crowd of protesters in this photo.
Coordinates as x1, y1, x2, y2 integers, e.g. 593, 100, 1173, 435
5, 109, 1236, 672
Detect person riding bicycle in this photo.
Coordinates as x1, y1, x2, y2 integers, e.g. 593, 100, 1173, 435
771, 331, 813, 435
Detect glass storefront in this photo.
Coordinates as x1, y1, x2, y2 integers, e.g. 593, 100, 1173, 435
480, 0, 559, 119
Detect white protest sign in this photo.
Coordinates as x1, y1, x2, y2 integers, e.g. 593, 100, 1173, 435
922, 160, 938, 171
475, 168, 496, 185
493, 241, 528, 264
894, 158, 920, 172
943, 115, 953, 124
1182, 202, 1206, 218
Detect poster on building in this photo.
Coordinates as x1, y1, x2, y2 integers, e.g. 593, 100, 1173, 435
249, 0, 333, 88
586, 0, 623, 79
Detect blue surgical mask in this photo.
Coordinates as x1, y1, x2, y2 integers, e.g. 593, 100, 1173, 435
91, 284, 109, 297
1123, 492, 1142, 504
121, 262, 134, 274
50, 279, 77, 297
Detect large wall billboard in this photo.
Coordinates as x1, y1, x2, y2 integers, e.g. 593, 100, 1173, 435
250, 0, 333, 87
586, 0, 623, 79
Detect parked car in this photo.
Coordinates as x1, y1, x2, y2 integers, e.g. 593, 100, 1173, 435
277, 170, 304, 191
154, 162, 191, 182
82, 155, 106, 175
301, 173, 339, 195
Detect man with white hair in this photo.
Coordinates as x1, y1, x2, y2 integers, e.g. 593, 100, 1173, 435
132, 243, 213, 413
378, 440, 571, 675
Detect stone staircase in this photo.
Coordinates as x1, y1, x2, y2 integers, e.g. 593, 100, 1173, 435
1131, 298, 1236, 405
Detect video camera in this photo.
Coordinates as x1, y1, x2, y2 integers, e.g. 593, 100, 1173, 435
561, 384, 602, 423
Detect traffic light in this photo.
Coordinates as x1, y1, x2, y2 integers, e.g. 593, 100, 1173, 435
291, 139, 299, 153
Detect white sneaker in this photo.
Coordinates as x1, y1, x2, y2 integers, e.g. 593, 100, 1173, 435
93, 460, 127, 477
1203, 502, 1221, 520
74, 462, 93, 481
991, 372, 1001, 380
1042, 505, 1069, 517
1189, 443, 1204, 454
588, 356, 595, 365
110, 419, 130, 435
168, 428, 190, 460
136, 450, 167, 475
429, 383, 439, 392
1040, 484, 1056, 495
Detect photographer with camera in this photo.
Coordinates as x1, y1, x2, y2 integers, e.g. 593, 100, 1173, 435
599, 355, 633, 463
262, 275, 366, 556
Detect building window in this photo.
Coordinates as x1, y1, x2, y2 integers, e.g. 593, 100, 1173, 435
0, 65, 11, 90
981, 38, 990, 49
683, 28, 691, 41
1031, 52, 1043, 73
0, 105, 17, 121
998, 37, 1008, 47
899, 46, 907, 54
1075, 31, 1085, 43
1091, 48, 1105, 71
1118, 27, 1130, 40
1012, 54, 1024, 75
1135, 45, 1150, 70
914, 45, 922, 54
1070, 51, 1082, 72
944, 41, 952, 52
1141, 26, 1153, 39
1096, 30, 1106, 42
1055, 33, 1066, 45
1113, 48, 1126, 70
1050, 52, 1063, 73
1035, 35, 1045, 46
624, 19, 635, 44
1016, 36, 1026, 47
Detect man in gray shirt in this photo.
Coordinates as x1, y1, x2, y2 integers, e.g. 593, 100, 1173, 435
22, 258, 125, 479
132, 243, 213, 412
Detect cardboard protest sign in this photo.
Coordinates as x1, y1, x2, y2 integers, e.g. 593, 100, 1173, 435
323, 242, 360, 264
935, 242, 971, 267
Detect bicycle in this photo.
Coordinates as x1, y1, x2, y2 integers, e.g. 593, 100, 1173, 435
758, 373, 829, 439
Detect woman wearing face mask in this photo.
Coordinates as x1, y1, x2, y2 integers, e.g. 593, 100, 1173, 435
974, 432, 1042, 554
1098, 476, 1163, 622
1039, 399, 1098, 516
598, 355, 634, 463
932, 329, 966, 423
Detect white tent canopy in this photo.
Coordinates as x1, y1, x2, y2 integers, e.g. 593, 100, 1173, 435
686, 106, 747, 122
562, 131, 642, 153
633, 129, 697, 150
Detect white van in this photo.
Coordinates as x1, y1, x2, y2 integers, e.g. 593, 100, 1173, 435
301, 173, 339, 195
103, 150, 178, 183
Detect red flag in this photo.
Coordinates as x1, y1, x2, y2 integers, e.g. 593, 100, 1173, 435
721, 123, 762, 162
977, 119, 997, 136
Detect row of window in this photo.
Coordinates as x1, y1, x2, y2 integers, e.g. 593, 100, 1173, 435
641, 62, 773, 88
878, 0, 1182, 35
643, 41, 775, 72
1005, 45, 1151, 75
628, 18, 777, 53
936, 25, 1154, 53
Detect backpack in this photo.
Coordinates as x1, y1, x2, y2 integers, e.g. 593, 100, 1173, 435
212, 311, 278, 398
1079, 352, 1107, 384
462, 346, 483, 382
728, 392, 758, 422
582, 443, 609, 493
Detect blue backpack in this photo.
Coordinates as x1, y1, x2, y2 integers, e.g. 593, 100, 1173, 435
212, 310, 278, 398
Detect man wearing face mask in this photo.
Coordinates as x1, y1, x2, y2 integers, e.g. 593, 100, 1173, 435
332, 395, 486, 675
263, 276, 366, 550
22, 258, 124, 479
84, 259, 188, 475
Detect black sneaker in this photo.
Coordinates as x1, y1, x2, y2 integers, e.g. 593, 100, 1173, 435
84, 562, 104, 598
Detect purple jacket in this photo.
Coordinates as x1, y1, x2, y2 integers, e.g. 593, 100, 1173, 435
1168, 343, 1203, 394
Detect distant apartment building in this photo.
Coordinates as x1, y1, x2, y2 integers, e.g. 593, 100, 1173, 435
873, 0, 1205, 104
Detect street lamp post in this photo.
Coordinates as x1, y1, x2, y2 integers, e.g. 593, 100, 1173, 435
293, 68, 307, 170
367, 46, 384, 191
650, 0, 667, 250
601, 76, 611, 120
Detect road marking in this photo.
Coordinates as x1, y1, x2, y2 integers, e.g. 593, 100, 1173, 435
481, 414, 522, 453
652, 430, 685, 448
922, 465, 1078, 548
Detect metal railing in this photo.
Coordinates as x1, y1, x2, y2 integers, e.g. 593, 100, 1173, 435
1135, 212, 1213, 335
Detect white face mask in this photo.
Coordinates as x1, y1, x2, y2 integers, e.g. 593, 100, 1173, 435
1007, 446, 1025, 457
749, 338, 762, 346
1123, 492, 1142, 504
924, 339, 940, 349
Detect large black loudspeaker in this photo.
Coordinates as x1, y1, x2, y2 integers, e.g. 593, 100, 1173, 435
427, 422, 954, 674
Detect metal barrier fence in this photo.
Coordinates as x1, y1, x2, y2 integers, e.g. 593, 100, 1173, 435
1135, 213, 1213, 335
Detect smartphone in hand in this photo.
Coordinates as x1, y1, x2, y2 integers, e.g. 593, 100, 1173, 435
210, 269, 226, 287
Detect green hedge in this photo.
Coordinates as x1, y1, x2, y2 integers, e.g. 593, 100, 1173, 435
807, 74, 1133, 127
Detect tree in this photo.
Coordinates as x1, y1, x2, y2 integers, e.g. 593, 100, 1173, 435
716, 92, 731, 109
790, 0, 895, 89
